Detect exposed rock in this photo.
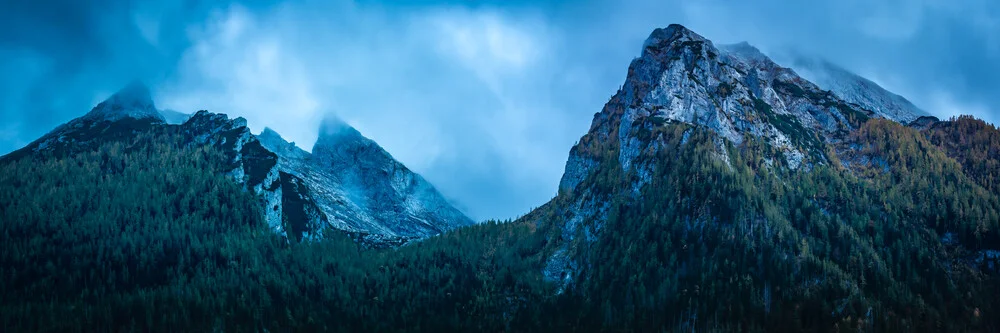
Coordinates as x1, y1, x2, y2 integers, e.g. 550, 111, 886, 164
258, 116, 475, 241
907, 115, 941, 131
540, 24, 883, 288
778, 52, 929, 123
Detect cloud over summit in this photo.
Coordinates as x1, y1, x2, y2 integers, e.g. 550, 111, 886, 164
2, 0, 999, 220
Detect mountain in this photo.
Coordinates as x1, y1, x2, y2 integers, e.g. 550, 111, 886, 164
2, 82, 166, 161
83, 81, 165, 123
525, 24, 1000, 331
1, 82, 472, 245
258, 116, 473, 244
776, 51, 929, 123
3, 25, 1000, 332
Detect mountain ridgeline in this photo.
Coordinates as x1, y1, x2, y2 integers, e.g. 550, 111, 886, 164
2, 24, 999, 332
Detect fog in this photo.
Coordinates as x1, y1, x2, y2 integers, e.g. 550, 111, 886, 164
2, 0, 998, 220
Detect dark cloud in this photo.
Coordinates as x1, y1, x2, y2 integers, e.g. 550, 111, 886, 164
1, 0, 998, 220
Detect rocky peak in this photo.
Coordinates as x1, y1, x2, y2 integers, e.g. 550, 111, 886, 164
258, 127, 310, 161
84, 81, 164, 123
641, 24, 711, 54
315, 115, 367, 150
780, 52, 929, 123
258, 114, 474, 240
312, 115, 386, 168
258, 127, 288, 146
561, 25, 878, 196
183, 111, 248, 137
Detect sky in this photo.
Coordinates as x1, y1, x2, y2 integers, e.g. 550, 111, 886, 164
2, 0, 999, 221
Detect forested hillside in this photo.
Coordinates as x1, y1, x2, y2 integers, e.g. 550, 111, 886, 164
522, 117, 1000, 331
2, 115, 998, 332
0, 125, 553, 332
3, 24, 1000, 333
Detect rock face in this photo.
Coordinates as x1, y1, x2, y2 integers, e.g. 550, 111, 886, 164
780, 52, 928, 123
5, 82, 472, 246
528, 26, 1000, 329
258, 116, 474, 243
558, 24, 872, 196
545, 24, 882, 290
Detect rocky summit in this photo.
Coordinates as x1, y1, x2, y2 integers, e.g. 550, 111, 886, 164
2, 23, 999, 333
527, 24, 1000, 331
258, 116, 473, 244
3, 83, 473, 246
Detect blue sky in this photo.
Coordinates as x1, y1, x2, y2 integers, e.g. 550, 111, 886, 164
2, 0, 999, 221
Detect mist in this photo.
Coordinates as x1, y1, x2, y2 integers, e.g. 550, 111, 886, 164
2, 0, 999, 221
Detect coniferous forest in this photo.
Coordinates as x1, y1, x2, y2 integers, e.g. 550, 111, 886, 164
1, 115, 999, 332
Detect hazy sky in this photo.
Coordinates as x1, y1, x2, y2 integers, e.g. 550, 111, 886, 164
2, 0, 999, 221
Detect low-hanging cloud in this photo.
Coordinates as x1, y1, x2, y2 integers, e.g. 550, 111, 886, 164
156, 2, 595, 221
2, 0, 999, 221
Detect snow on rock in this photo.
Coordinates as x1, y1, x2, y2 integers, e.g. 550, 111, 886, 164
542, 24, 887, 291
612, 24, 872, 170
258, 116, 474, 241
778, 53, 929, 123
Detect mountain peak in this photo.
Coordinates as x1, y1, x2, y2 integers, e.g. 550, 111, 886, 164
259, 127, 284, 142
84, 81, 164, 123
315, 114, 367, 152
642, 24, 710, 54
779, 52, 929, 123
318, 114, 358, 138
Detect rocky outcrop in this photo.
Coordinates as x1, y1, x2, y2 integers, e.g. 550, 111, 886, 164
258, 116, 474, 242
780, 52, 929, 123
539, 24, 883, 291
907, 115, 941, 130
180, 111, 302, 239
6, 80, 471, 245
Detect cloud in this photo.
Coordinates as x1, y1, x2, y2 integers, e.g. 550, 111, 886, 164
159, 4, 322, 148
156, 2, 582, 220
2, 0, 999, 221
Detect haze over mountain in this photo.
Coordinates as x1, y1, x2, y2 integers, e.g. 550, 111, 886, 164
4, 0, 1000, 330
3, 0, 999, 224
3, 82, 473, 246
3, 22, 999, 331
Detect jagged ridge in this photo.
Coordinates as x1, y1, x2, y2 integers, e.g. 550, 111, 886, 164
259, 116, 473, 241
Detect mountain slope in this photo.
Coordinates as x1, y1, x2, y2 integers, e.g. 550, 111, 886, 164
1, 83, 165, 161
2, 83, 471, 244
258, 116, 473, 242
777, 50, 929, 123
0, 89, 541, 332
2, 25, 1000, 332
526, 24, 1000, 331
